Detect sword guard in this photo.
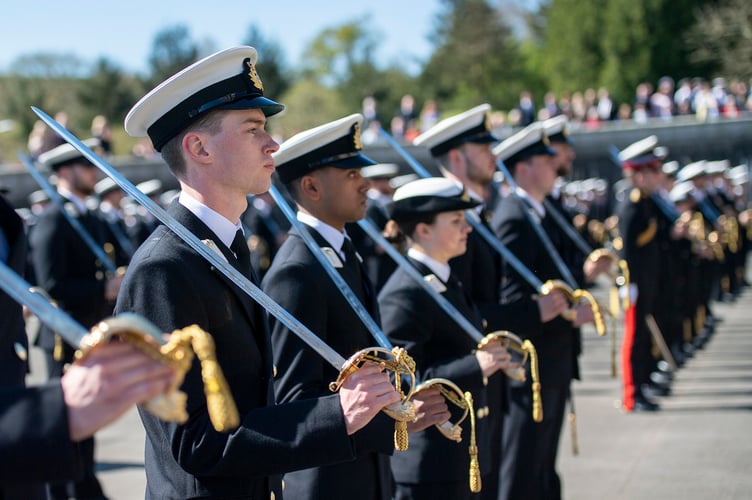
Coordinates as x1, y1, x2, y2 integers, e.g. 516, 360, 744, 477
76, 314, 240, 432
329, 346, 417, 450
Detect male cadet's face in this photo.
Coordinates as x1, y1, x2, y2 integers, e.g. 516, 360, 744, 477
316, 167, 370, 225
69, 163, 99, 197
550, 142, 575, 177
207, 108, 279, 196
529, 154, 558, 194
460, 143, 496, 186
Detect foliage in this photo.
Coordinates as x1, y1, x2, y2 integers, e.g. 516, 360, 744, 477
273, 78, 350, 139
242, 25, 292, 100
686, 0, 752, 80
146, 25, 200, 87
420, 0, 525, 110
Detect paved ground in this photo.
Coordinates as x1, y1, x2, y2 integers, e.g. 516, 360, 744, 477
27, 279, 752, 499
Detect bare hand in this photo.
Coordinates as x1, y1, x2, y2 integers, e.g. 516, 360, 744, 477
63, 341, 176, 442
537, 289, 569, 322
406, 386, 450, 433
475, 342, 513, 378
104, 274, 124, 301
572, 303, 595, 327
583, 255, 612, 283
337, 363, 402, 435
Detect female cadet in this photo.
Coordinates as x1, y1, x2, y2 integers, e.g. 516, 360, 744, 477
377, 177, 514, 500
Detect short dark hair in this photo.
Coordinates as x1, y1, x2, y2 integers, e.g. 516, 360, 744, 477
160, 110, 225, 178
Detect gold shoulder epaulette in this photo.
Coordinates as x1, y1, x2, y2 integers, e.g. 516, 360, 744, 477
629, 188, 642, 203
636, 219, 657, 247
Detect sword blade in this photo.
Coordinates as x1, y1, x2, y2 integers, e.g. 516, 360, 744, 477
0, 260, 89, 345
32, 106, 347, 370
378, 126, 545, 292
356, 218, 484, 344
18, 152, 118, 273
496, 159, 579, 289
267, 185, 393, 350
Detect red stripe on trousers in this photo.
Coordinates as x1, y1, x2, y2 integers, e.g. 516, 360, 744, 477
621, 305, 636, 411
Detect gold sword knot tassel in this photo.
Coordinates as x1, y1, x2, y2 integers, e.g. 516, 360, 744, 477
329, 346, 417, 450
76, 315, 240, 432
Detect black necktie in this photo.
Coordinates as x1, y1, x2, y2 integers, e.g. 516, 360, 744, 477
341, 237, 374, 306
231, 229, 253, 281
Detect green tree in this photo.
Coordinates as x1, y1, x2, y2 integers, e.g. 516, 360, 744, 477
599, 0, 651, 103
147, 25, 200, 87
274, 78, 350, 138
76, 57, 144, 126
420, 0, 525, 111
686, 0, 752, 80
242, 25, 291, 100
541, 0, 603, 94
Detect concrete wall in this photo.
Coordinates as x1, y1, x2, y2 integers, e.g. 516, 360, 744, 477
2, 116, 751, 209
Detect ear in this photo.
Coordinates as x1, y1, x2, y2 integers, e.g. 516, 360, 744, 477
448, 148, 465, 173
299, 174, 322, 201
182, 131, 211, 164
414, 221, 432, 240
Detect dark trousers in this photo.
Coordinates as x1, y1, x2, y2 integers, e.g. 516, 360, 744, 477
44, 351, 106, 500
499, 373, 569, 500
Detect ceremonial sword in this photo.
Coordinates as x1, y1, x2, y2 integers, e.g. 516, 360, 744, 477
356, 217, 543, 421
267, 185, 393, 349
18, 152, 118, 273
376, 127, 548, 292
0, 258, 240, 431
495, 159, 578, 289
266, 184, 483, 478
378, 128, 606, 336
32, 107, 415, 446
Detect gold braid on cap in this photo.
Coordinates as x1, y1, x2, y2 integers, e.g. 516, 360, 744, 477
329, 346, 416, 451
76, 314, 239, 432
415, 378, 481, 493
478, 331, 542, 422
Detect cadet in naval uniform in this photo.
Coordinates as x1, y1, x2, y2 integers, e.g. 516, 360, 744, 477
491, 123, 595, 500
616, 135, 667, 412
412, 104, 515, 500
115, 46, 404, 500
378, 177, 514, 500
30, 140, 123, 500
262, 114, 448, 500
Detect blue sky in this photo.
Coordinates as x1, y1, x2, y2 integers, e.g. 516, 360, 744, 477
0, 0, 444, 76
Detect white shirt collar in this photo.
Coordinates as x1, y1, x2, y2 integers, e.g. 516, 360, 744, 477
515, 186, 546, 217
297, 211, 348, 259
57, 187, 88, 214
407, 247, 451, 283
179, 191, 242, 249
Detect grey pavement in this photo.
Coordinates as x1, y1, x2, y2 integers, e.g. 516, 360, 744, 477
26, 279, 752, 499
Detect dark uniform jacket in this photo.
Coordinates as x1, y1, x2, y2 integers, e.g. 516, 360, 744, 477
29, 195, 115, 361
0, 197, 29, 387
0, 382, 83, 487
262, 228, 394, 500
490, 194, 577, 384
378, 258, 491, 488
617, 190, 661, 312
1, 197, 50, 500
115, 202, 359, 500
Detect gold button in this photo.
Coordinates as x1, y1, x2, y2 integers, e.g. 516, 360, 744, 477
270, 492, 275, 500
482, 319, 488, 330
281, 479, 285, 491
273, 365, 278, 377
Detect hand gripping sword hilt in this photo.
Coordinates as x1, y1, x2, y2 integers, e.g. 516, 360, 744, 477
329, 346, 417, 451
414, 379, 480, 492
541, 280, 607, 336
478, 331, 542, 423
76, 314, 240, 432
